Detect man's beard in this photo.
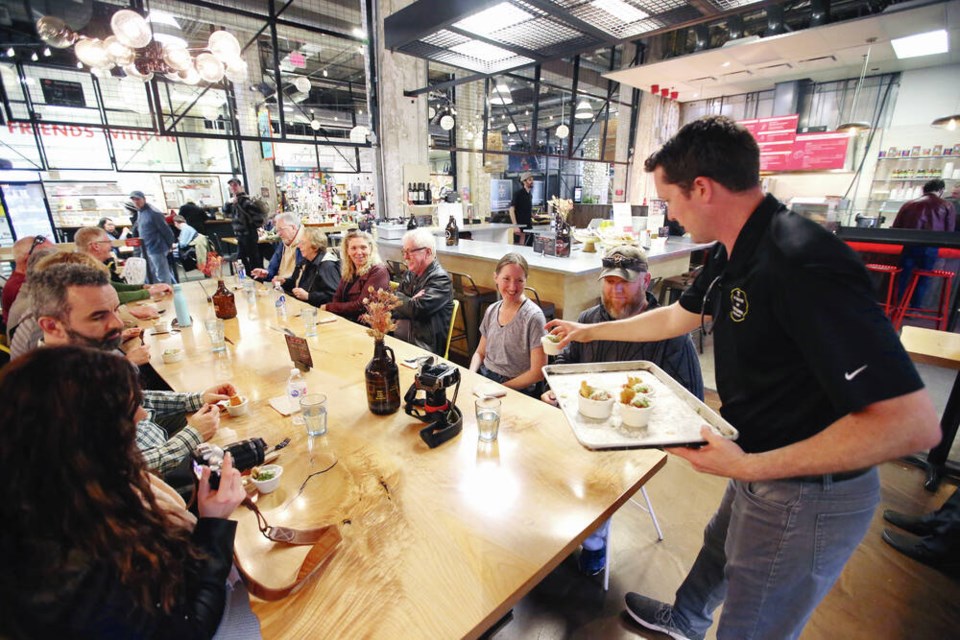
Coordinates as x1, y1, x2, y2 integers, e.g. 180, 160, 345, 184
602, 295, 646, 320
65, 327, 122, 352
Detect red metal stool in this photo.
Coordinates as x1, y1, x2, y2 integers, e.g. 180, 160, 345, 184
893, 269, 954, 331
864, 264, 902, 318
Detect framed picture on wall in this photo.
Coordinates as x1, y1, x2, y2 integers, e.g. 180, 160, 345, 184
160, 175, 224, 210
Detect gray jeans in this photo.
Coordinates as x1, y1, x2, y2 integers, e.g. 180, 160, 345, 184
672, 469, 879, 640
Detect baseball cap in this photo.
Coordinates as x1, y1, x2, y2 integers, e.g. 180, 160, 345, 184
598, 244, 648, 282
227, 177, 242, 185
128, 190, 145, 199
520, 171, 533, 182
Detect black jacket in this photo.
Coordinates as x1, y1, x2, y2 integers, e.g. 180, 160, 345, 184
282, 251, 341, 307
395, 259, 454, 355
223, 193, 265, 235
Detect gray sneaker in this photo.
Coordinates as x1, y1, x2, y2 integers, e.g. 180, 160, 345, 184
624, 593, 704, 640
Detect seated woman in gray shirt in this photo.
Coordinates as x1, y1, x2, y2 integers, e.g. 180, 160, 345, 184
469, 253, 547, 397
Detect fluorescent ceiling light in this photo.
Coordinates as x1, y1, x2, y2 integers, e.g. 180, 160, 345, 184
891, 29, 948, 59
454, 2, 533, 37
147, 11, 180, 27
450, 40, 514, 62
591, 0, 648, 24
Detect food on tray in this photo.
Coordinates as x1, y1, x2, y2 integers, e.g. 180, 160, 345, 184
580, 381, 611, 401
623, 376, 654, 396
229, 394, 243, 406
620, 388, 651, 408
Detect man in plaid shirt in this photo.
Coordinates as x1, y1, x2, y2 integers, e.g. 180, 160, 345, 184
30, 263, 234, 475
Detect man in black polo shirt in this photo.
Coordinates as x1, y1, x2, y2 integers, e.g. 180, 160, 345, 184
509, 171, 534, 246
548, 116, 940, 640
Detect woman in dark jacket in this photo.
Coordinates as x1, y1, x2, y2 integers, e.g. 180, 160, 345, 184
0, 347, 248, 639
282, 227, 341, 307
322, 229, 390, 323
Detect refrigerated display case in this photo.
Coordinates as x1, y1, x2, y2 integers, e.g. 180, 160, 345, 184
0, 182, 56, 241
44, 181, 134, 241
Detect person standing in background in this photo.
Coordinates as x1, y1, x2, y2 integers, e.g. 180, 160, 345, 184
892, 178, 956, 306
129, 191, 175, 284
509, 171, 535, 246
223, 178, 267, 275
178, 200, 211, 236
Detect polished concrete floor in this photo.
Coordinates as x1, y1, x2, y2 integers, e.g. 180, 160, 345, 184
492, 333, 960, 640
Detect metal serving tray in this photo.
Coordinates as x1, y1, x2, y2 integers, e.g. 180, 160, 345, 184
543, 361, 738, 449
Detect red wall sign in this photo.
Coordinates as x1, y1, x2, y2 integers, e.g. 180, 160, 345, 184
739, 115, 849, 172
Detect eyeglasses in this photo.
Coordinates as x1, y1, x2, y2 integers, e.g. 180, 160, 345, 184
700, 274, 723, 338
402, 247, 427, 257
601, 255, 646, 271
27, 235, 47, 257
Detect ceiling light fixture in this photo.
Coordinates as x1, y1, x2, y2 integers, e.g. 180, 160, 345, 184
836, 41, 874, 134
35, 11, 246, 85
590, 0, 648, 24
490, 80, 512, 105
556, 92, 569, 139
574, 98, 593, 120
891, 29, 948, 60
931, 114, 959, 131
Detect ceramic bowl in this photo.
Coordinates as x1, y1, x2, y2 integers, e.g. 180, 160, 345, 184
250, 464, 283, 494
541, 334, 563, 356
620, 400, 654, 428
161, 348, 183, 364
578, 393, 614, 420
226, 396, 249, 417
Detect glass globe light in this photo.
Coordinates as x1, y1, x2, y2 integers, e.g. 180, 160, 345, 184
123, 63, 153, 82
196, 53, 224, 83
111, 10, 152, 49
208, 31, 241, 63
310, 119, 321, 131
507, 122, 517, 133
162, 45, 192, 72
202, 105, 220, 121
104, 36, 135, 66
555, 124, 569, 139
224, 59, 247, 83
179, 66, 200, 85
36, 16, 77, 49
75, 38, 111, 68
293, 76, 311, 93
349, 125, 369, 143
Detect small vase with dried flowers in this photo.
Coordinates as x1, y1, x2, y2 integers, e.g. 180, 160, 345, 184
549, 197, 574, 257
360, 287, 402, 414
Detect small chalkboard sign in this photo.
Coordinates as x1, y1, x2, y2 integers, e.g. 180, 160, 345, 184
285, 333, 313, 371
41, 79, 86, 108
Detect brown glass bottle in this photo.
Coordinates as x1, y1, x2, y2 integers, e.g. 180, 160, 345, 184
365, 339, 401, 414
445, 215, 459, 246
212, 279, 237, 319
555, 213, 571, 258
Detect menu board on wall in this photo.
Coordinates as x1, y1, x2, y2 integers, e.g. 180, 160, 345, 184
160, 175, 224, 209
784, 132, 851, 171
40, 79, 86, 108
740, 115, 849, 172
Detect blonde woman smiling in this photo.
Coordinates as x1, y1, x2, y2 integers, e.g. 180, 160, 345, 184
322, 230, 390, 323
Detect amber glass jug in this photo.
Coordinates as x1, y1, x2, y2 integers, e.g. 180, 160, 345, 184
365, 339, 400, 414
212, 279, 237, 319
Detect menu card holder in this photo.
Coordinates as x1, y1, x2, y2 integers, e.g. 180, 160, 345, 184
285, 333, 313, 371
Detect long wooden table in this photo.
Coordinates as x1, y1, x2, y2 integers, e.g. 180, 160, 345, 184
148, 281, 667, 639
901, 325, 960, 491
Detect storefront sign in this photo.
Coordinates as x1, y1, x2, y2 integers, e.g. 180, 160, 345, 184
4, 121, 176, 142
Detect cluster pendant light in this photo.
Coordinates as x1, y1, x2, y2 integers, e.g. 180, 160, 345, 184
35, 10, 247, 85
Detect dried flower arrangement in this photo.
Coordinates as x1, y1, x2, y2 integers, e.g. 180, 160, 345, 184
360, 286, 402, 340
549, 196, 574, 221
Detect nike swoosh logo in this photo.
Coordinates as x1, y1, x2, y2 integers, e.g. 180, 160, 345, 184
844, 365, 868, 381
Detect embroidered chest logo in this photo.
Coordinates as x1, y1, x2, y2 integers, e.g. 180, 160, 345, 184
729, 288, 748, 322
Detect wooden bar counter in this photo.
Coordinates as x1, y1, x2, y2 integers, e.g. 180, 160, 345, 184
379, 237, 712, 320
147, 282, 667, 639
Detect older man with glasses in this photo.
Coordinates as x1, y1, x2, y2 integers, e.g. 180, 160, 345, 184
251, 213, 303, 284
2, 234, 55, 324
393, 227, 453, 355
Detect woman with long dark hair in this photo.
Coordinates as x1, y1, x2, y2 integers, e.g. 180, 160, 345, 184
0, 346, 248, 638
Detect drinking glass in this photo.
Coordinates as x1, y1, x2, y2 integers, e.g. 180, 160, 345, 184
301, 393, 328, 436
303, 306, 318, 337
475, 396, 501, 442
204, 318, 226, 352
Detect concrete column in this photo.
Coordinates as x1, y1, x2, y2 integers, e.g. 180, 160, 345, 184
233, 43, 276, 211
454, 77, 489, 218
375, 0, 428, 218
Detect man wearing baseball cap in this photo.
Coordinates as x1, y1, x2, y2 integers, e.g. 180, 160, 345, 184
509, 171, 535, 246
542, 243, 703, 575
129, 190, 175, 284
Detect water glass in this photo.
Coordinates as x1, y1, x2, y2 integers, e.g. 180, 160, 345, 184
475, 396, 501, 442
301, 393, 328, 436
303, 306, 318, 337
204, 318, 226, 352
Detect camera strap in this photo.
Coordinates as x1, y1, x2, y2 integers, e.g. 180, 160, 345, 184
235, 496, 342, 601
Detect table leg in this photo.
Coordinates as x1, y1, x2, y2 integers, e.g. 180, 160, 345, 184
925, 370, 960, 492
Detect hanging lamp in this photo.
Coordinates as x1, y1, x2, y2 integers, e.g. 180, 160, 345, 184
836, 40, 875, 133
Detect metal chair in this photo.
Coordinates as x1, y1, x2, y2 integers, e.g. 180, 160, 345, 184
524, 286, 556, 322
443, 299, 461, 360
448, 271, 498, 356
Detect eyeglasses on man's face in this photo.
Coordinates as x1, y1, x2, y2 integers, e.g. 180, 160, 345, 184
28, 235, 47, 257
402, 247, 427, 257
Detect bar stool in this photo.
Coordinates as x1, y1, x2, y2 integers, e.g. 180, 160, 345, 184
864, 264, 902, 318
893, 269, 955, 331
524, 286, 556, 322
448, 271, 498, 356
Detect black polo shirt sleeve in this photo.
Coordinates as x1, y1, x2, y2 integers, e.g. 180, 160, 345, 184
769, 224, 923, 417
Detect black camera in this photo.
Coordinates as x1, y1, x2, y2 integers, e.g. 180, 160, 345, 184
404, 358, 462, 448
192, 437, 266, 489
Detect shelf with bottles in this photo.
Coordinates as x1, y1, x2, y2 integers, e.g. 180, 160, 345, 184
873, 176, 959, 182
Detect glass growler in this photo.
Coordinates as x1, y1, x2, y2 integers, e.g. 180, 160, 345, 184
365, 339, 401, 414
212, 279, 237, 319
445, 215, 459, 246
